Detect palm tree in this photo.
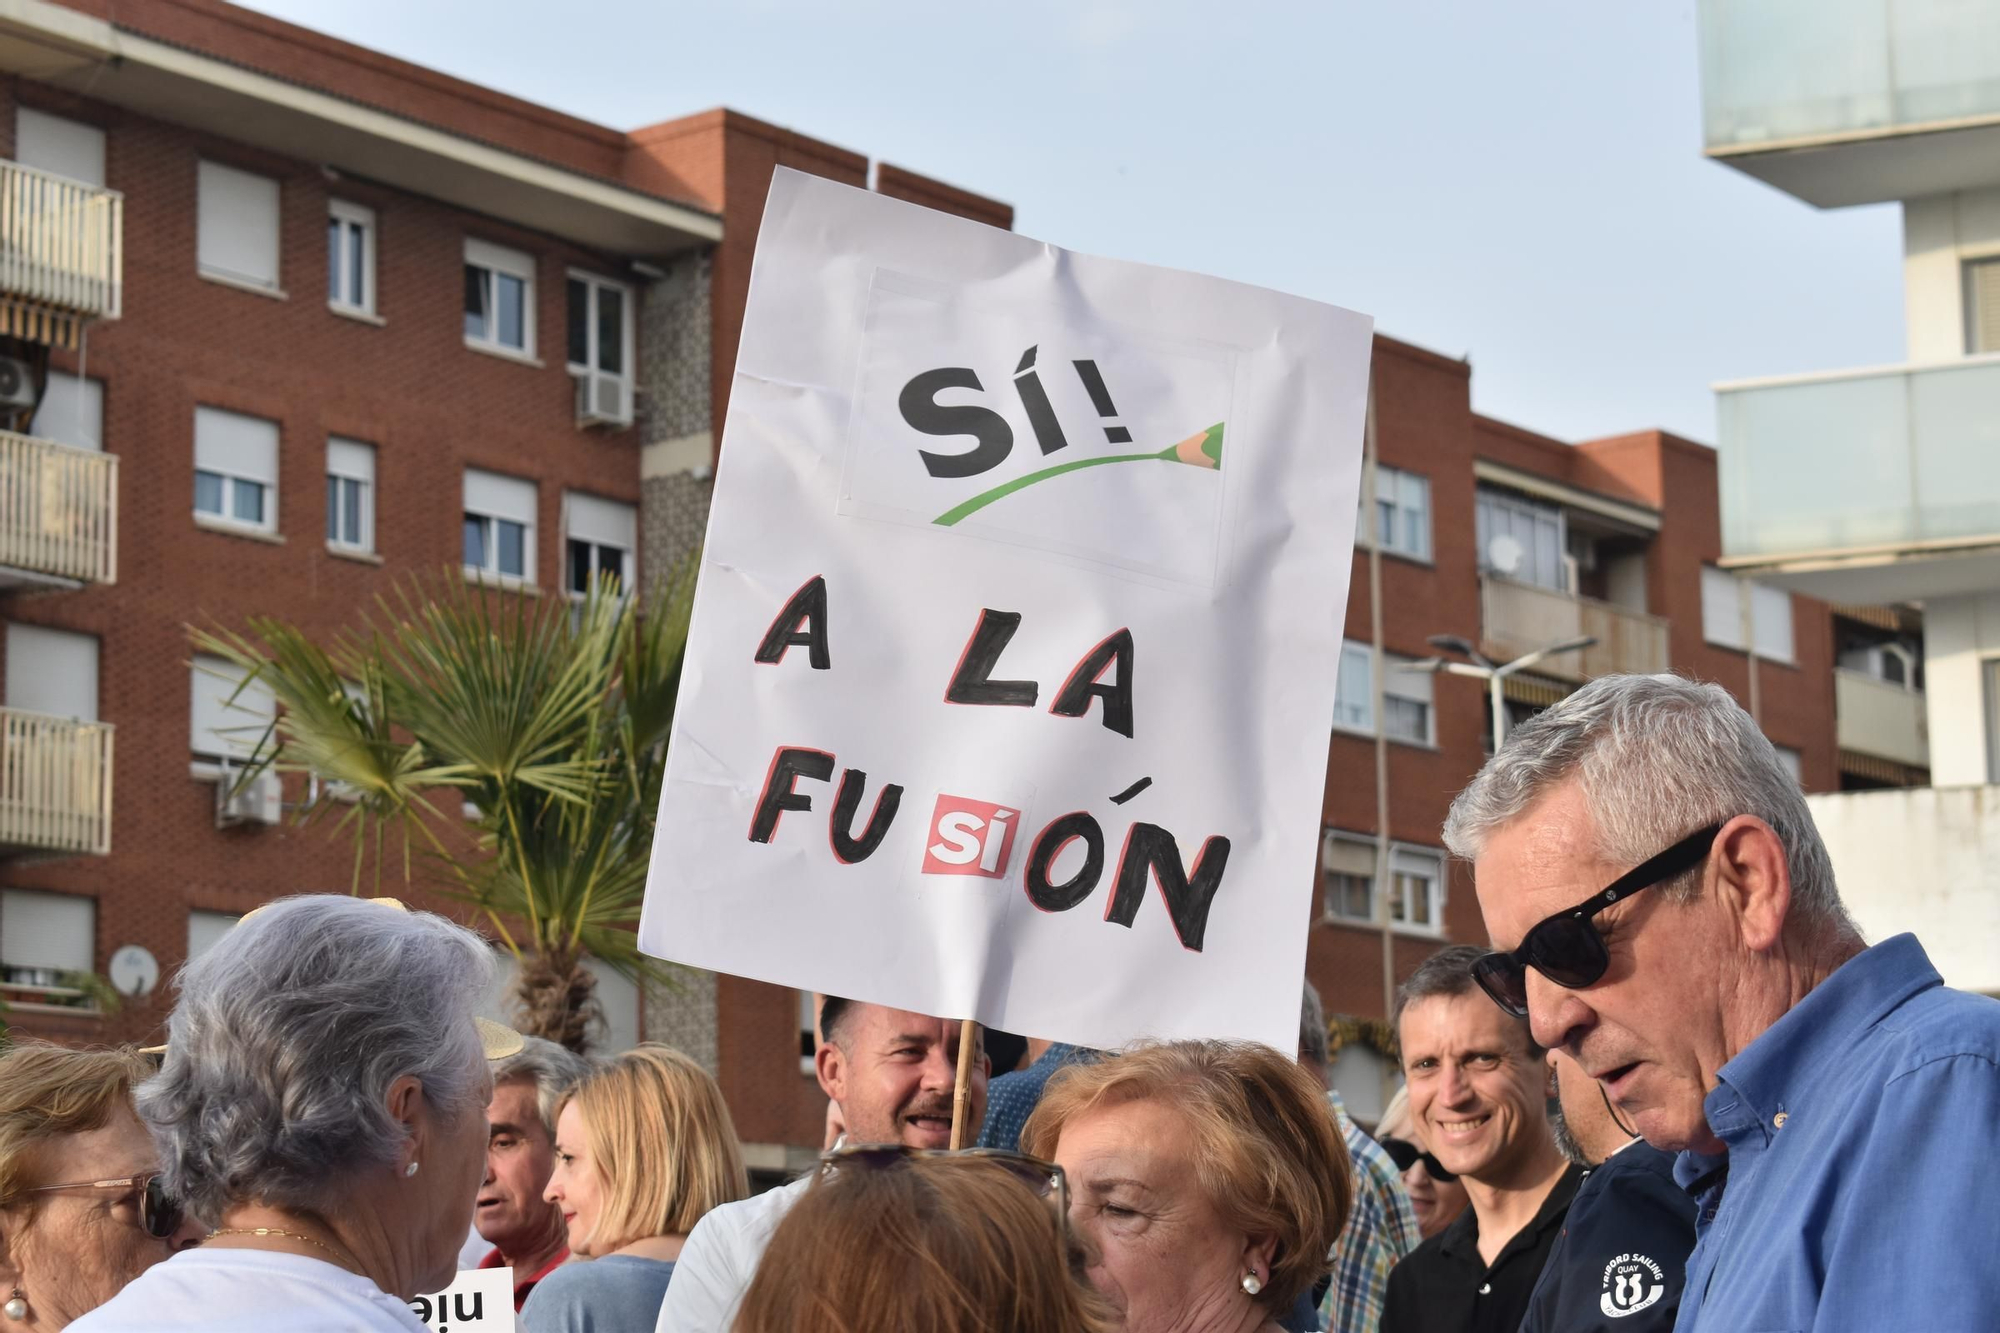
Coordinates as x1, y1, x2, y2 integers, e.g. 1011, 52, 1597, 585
190, 566, 694, 1052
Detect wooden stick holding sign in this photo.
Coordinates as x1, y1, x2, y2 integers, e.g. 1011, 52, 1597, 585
949, 1016, 977, 1149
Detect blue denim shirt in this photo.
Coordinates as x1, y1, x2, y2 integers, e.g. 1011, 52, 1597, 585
1672, 933, 2000, 1332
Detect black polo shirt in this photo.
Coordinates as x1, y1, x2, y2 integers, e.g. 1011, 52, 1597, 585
1380, 1162, 1584, 1333
1517, 1141, 1697, 1333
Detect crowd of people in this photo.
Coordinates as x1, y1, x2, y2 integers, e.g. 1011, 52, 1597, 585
1, 673, 1997, 1332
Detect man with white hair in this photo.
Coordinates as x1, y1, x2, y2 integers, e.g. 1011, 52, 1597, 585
1449, 672, 2000, 1332
473, 1035, 591, 1310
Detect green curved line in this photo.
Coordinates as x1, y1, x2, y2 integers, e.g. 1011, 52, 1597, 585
933, 448, 1174, 526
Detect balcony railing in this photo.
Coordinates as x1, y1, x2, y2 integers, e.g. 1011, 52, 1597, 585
1480, 575, 1671, 683
1835, 670, 1930, 769
0, 707, 113, 856
1699, 0, 2000, 151
1716, 357, 2000, 564
0, 159, 122, 323
0, 430, 116, 585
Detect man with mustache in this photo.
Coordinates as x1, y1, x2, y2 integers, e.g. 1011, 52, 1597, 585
1450, 673, 2000, 1332
1381, 946, 1581, 1333
654, 997, 988, 1333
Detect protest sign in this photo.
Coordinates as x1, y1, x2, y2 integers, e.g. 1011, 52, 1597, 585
408, 1267, 511, 1332
639, 167, 1372, 1053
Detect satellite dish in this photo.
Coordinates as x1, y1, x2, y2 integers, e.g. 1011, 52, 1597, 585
1487, 533, 1525, 576
108, 945, 159, 998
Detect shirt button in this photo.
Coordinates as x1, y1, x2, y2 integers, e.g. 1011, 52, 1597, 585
1479, 1284, 1492, 1295
1773, 1112, 1788, 1129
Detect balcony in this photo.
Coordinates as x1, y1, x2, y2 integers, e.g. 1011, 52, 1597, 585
1698, 0, 2000, 206
0, 159, 122, 340
1835, 670, 1929, 769
0, 429, 116, 586
1479, 575, 1671, 683
1715, 356, 2000, 602
0, 707, 112, 856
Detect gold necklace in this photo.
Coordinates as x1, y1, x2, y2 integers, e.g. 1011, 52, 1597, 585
207, 1225, 358, 1270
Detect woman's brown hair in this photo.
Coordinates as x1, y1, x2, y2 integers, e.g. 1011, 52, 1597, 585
0, 1043, 152, 1207
1020, 1039, 1353, 1315
733, 1154, 1115, 1333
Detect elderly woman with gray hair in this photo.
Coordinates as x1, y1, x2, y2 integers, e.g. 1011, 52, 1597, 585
71, 895, 522, 1333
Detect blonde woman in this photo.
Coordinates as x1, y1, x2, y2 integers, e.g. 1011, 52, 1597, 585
522, 1044, 747, 1333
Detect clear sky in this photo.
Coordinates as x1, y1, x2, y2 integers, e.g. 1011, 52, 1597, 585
243, 0, 1906, 446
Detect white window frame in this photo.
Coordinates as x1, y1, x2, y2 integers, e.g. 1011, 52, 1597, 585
15, 108, 106, 188
193, 406, 279, 535
196, 160, 282, 293
1319, 830, 1446, 935
1, 888, 95, 987
326, 437, 376, 554
327, 199, 376, 317
1362, 464, 1432, 562
189, 652, 276, 773
32, 369, 103, 452
1701, 567, 1796, 663
566, 269, 635, 425
562, 491, 636, 598
1476, 486, 1568, 591
187, 910, 242, 965
464, 238, 536, 359
1331, 640, 1435, 746
463, 468, 537, 586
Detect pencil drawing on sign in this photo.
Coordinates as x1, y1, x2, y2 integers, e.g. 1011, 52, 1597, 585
841, 269, 1237, 588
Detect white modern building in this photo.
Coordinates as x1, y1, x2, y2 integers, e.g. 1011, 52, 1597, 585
1698, 0, 2000, 994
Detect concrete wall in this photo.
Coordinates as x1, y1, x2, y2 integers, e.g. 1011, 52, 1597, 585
1810, 784, 2000, 995
1922, 590, 2000, 785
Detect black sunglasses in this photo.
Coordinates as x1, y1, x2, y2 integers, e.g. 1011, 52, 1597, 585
1472, 823, 1724, 1019
26, 1172, 186, 1239
1378, 1136, 1457, 1183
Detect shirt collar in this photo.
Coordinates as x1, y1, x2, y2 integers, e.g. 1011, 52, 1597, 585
1706, 933, 1940, 1137
1437, 1162, 1584, 1266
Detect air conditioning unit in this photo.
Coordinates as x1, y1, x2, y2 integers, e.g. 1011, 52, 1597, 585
215, 768, 283, 828
574, 371, 632, 428
0, 356, 37, 410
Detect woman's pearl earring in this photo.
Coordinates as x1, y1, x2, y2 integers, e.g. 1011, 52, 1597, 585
405, 1161, 420, 1177
5, 1288, 28, 1320
1240, 1272, 1263, 1296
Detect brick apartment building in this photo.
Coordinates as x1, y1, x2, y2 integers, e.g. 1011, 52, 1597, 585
0, 0, 1878, 1165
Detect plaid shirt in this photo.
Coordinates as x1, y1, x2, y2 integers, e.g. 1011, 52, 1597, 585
1319, 1090, 1420, 1333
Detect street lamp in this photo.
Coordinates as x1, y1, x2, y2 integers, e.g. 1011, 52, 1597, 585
1402, 634, 1597, 753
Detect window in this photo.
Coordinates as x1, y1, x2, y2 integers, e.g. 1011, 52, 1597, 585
564, 492, 635, 596
1, 889, 93, 988
15, 108, 105, 188
1701, 568, 1795, 662
567, 271, 634, 424
1364, 465, 1431, 561
799, 991, 819, 1073
5, 624, 98, 721
193, 406, 278, 533
464, 239, 535, 356
197, 161, 281, 291
463, 468, 536, 584
33, 370, 102, 452
326, 438, 376, 553
1983, 659, 2000, 785
190, 652, 276, 767
1320, 832, 1444, 932
1476, 486, 1567, 590
327, 200, 375, 316
1965, 257, 2000, 355
1772, 745, 1803, 786
187, 910, 241, 965
1331, 641, 1435, 744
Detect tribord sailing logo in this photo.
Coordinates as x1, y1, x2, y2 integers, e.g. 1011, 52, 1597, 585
1599, 1252, 1665, 1318
841, 272, 1237, 588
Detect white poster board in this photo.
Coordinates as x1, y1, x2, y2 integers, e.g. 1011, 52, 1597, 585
639, 168, 1371, 1053
409, 1267, 511, 1332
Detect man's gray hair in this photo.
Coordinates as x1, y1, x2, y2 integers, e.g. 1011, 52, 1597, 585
138, 895, 497, 1224
1443, 673, 1849, 932
1299, 981, 1329, 1071
492, 1036, 591, 1140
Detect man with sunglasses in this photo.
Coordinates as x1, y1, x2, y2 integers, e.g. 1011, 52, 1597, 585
655, 997, 989, 1333
1381, 945, 1582, 1333
1447, 672, 2000, 1333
